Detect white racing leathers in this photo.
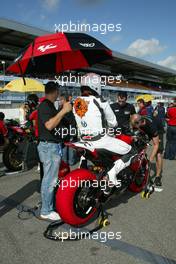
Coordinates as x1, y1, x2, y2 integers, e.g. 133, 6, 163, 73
73, 95, 134, 185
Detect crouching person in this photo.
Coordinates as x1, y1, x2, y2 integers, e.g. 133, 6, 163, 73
38, 82, 72, 221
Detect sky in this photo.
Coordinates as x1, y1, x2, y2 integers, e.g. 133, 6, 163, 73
1, 0, 176, 70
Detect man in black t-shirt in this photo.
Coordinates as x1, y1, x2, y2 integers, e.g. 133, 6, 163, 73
59, 93, 78, 166
130, 114, 164, 186
111, 91, 136, 134
131, 114, 159, 157
38, 82, 72, 221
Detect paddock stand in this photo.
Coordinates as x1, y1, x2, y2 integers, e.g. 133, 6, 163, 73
43, 204, 110, 241
141, 161, 155, 199
5, 161, 26, 176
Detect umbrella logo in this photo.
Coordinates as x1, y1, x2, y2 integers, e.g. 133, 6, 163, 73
38, 44, 57, 53
79, 42, 95, 48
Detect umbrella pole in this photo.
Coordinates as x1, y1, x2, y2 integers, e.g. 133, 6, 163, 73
60, 53, 64, 72
18, 61, 26, 86
59, 53, 64, 87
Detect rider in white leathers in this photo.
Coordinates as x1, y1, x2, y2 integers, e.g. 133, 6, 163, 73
73, 73, 136, 186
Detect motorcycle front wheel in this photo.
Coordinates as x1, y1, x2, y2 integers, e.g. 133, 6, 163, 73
3, 143, 22, 171
129, 158, 149, 193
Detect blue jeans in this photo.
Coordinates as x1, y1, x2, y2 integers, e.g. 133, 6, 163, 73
62, 146, 77, 166
37, 142, 62, 215
164, 126, 176, 160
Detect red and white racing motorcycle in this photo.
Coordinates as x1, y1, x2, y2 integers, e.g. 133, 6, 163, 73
55, 132, 152, 228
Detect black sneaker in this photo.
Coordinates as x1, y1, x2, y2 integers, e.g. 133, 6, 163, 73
154, 176, 162, 187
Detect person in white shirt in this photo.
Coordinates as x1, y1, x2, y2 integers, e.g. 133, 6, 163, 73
73, 73, 136, 189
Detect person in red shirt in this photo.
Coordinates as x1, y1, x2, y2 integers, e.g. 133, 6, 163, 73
164, 102, 176, 160
0, 112, 8, 147
137, 99, 148, 116
29, 109, 38, 138
166, 103, 176, 126
29, 96, 46, 189
29, 97, 46, 138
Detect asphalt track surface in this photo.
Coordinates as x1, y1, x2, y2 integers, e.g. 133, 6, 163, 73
0, 154, 176, 264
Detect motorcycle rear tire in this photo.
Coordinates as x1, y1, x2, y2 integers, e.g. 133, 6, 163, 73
55, 168, 97, 227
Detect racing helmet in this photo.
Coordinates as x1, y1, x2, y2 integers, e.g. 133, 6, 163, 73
80, 73, 102, 96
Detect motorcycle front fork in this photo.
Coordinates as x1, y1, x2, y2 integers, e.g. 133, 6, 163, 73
79, 155, 88, 169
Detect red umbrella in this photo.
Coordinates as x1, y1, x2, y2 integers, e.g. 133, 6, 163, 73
7, 32, 112, 76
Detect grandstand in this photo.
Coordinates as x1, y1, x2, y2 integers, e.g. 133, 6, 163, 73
0, 17, 176, 107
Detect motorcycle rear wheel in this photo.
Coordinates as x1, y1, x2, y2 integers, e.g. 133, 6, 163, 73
55, 168, 99, 226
